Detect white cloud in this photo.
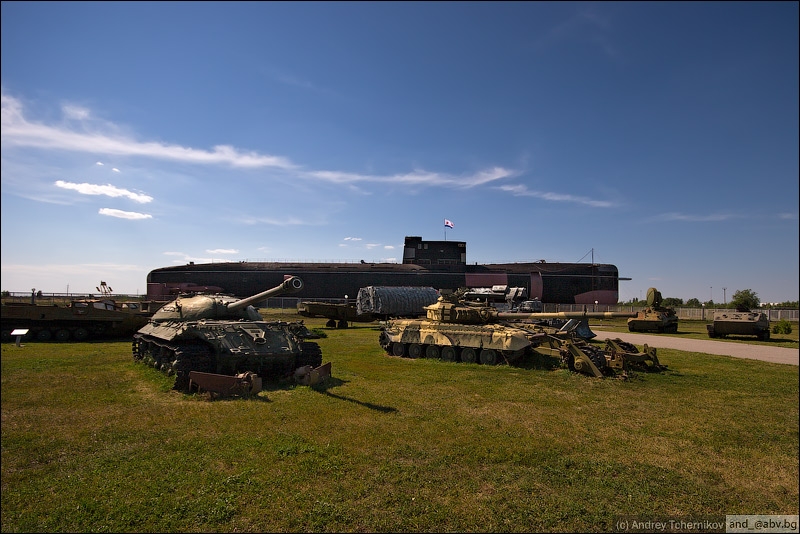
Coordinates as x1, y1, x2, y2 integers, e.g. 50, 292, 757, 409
98, 208, 152, 219
497, 184, 615, 208
55, 180, 153, 203
1, 93, 296, 169
648, 212, 734, 222
206, 249, 238, 254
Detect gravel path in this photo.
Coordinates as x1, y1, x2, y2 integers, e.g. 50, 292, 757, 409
590, 329, 799, 366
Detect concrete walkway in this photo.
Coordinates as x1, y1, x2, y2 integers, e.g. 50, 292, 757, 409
591, 329, 799, 366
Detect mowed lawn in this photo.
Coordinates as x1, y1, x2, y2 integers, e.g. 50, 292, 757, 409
2, 312, 798, 532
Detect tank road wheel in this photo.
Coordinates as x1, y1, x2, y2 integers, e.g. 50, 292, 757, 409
479, 349, 498, 365
391, 342, 406, 357
440, 346, 457, 362
337, 319, 348, 329
36, 329, 53, 342
73, 327, 89, 341
461, 347, 477, 364
408, 343, 423, 359
326, 319, 337, 328
55, 329, 70, 342
425, 345, 440, 359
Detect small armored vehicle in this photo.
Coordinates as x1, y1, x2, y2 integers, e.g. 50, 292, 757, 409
627, 287, 678, 333
133, 276, 327, 391
378, 289, 641, 376
707, 308, 770, 340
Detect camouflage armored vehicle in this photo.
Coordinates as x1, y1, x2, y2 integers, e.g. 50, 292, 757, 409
378, 289, 644, 377
1, 289, 161, 342
627, 287, 678, 333
707, 308, 770, 340
132, 276, 328, 391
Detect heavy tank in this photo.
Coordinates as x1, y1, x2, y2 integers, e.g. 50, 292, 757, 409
627, 287, 678, 333
132, 276, 326, 391
707, 309, 770, 340
378, 289, 639, 376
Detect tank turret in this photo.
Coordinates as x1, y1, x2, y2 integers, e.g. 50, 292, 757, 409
150, 275, 303, 322
422, 292, 635, 325
626, 287, 678, 333
133, 276, 327, 391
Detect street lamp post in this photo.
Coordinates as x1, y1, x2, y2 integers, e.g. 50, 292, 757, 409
723, 287, 727, 305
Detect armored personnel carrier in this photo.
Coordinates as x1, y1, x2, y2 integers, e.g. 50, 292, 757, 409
378, 289, 643, 376
707, 308, 770, 340
1, 290, 161, 342
132, 276, 327, 391
627, 287, 678, 333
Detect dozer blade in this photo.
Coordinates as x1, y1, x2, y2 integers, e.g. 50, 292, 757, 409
603, 339, 667, 373
188, 371, 262, 397
294, 362, 332, 386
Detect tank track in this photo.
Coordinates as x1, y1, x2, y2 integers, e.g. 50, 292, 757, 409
298, 341, 323, 369
132, 335, 214, 391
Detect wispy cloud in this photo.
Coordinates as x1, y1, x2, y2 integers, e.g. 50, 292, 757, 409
2, 90, 518, 194
98, 208, 152, 220
306, 167, 515, 188
55, 180, 153, 203
1, 92, 296, 169
206, 249, 238, 254
497, 184, 616, 208
647, 212, 735, 222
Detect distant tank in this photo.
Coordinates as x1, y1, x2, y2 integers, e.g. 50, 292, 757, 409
1, 287, 161, 342
378, 289, 637, 375
627, 288, 678, 333
132, 276, 327, 391
707, 308, 770, 340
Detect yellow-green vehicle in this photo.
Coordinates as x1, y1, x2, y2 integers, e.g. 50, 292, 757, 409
377, 289, 657, 377
707, 309, 770, 340
627, 287, 679, 333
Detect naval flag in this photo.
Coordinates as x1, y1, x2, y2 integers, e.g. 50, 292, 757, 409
444, 219, 454, 228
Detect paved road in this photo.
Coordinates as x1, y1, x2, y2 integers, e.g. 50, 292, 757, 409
591, 329, 799, 366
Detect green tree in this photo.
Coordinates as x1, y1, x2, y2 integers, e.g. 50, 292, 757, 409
662, 297, 684, 307
731, 289, 760, 311
686, 298, 701, 307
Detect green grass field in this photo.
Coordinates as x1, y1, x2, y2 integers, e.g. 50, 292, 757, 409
2, 312, 798, 532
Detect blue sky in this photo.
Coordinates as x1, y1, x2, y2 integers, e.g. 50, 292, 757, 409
1, 1, 798, 304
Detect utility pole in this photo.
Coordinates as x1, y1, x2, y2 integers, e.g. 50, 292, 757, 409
723, 287, 727, 304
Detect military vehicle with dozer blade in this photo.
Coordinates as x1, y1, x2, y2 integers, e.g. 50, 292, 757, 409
707, 308, 770, 340
378, 289, 663, 377
627, 287, 678, 333
132, 276, 329, 392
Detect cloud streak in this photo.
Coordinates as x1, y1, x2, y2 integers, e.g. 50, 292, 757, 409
55, 180, 153, 203
98, 208, 152, 220
497, 184, 616, 208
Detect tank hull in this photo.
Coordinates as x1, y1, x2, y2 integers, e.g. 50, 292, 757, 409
378, 319, 544, 365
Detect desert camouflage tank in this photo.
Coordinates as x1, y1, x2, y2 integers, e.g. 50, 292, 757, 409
132, 276, 327, 391
627, 287, 678, 333
378, 289, 645, 376
707, 308, 770, 340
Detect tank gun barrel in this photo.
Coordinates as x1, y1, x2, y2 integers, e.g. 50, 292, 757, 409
228, 276, 304, 311
498, 311, 636, 320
